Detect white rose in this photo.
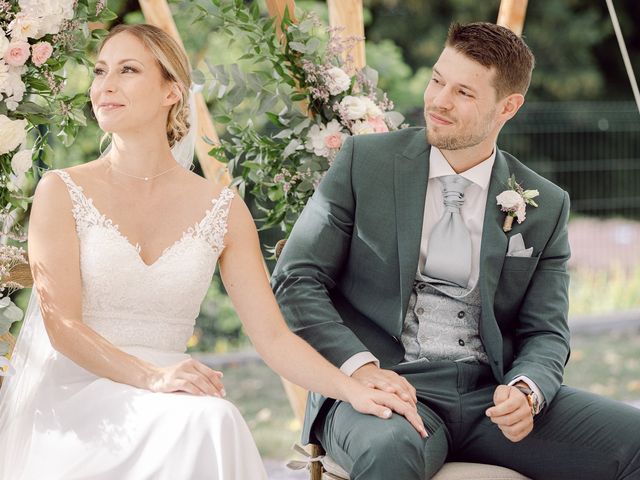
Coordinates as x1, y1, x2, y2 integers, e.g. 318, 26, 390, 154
0, 115, 28, 155
11, 149, 32, 176
351, 120, 375, 135
5, 98, 19, 111
2, 66, 26, 101
7, 13, 40, 41
0, 61, 9, 91
361, 97, 383, 119
18, 0, 74, 38
0, 32, 9, 59
496, 190, 524, 210
325, 67, 351, 96
340, 95, 367, 121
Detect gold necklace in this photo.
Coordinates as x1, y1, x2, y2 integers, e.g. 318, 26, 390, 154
108, 161, 180, 182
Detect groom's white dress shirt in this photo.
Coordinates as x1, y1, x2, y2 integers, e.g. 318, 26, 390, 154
341, 145, 545, 410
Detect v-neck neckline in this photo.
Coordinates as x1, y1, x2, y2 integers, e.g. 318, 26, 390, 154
59, 170, 230, 268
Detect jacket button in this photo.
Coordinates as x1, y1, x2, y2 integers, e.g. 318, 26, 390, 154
458, 339, 465, 346
416, 307, 424, 315
457, 311, 465, 319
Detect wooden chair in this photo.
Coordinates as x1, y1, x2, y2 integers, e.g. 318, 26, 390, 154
276, 239, 529, 480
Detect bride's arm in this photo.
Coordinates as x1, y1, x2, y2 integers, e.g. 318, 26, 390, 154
218, 195, 427, 435
28, 173, 223, 396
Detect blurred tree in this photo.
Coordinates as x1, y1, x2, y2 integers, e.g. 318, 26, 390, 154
364, 0, 639, 102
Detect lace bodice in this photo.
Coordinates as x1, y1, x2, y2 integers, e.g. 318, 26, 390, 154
51, 170, 234, 353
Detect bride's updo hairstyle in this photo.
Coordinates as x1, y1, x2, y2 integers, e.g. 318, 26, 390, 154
98, 24, 193, 147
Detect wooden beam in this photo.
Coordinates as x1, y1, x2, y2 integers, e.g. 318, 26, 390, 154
496, 0, 528, 36
139, 0, 230, 185
327, 0, 366, 72
265, 0, 297, 37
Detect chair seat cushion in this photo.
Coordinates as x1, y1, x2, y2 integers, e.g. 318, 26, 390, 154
322, 455, 530, 480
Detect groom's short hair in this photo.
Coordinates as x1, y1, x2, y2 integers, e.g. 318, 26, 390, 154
446, 22, 535, 99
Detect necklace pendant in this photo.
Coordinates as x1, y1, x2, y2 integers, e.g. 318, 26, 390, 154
144, 177, 149, 181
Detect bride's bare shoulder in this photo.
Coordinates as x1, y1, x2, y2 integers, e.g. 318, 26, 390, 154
34, 159, 102, 208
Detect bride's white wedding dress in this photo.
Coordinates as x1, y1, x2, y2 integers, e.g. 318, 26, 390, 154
0, 169, 268, 480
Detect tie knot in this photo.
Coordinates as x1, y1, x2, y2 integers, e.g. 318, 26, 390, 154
439, 175, 471, 212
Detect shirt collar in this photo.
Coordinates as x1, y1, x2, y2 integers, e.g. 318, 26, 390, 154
428, 145, 496, 190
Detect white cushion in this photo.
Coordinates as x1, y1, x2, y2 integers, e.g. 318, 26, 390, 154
322, 456, 530, 480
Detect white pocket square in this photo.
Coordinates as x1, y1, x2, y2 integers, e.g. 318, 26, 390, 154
507, 233, 533, 258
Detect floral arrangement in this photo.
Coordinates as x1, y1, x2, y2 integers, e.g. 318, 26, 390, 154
496, 175, 539, 232
0, 0, 115, 360
203, 0, 405, 241
0, 0, 116, 243
0, 245, 26, 360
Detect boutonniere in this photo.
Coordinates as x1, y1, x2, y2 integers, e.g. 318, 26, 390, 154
496, 175, 539, 232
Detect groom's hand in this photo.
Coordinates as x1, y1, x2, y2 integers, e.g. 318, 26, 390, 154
485, 384, 534, 442
352, 363, 418, 406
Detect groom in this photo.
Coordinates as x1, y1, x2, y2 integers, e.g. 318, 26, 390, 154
272, 22, 640, 479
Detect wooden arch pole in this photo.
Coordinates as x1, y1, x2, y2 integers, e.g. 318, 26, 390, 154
327, 0, 366, 72
139, 0, 230, 185
497, 0, 529, 36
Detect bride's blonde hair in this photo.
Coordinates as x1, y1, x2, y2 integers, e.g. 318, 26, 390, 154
98, 24, 192, 147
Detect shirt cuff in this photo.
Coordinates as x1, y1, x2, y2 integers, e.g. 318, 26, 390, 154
508, 375, 546, 413
340, 352, 380, 376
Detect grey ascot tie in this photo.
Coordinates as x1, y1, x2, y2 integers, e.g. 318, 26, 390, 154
423, 174, 473, 288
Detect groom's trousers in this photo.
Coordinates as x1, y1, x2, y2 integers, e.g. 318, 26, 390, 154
315, 360, 640, 480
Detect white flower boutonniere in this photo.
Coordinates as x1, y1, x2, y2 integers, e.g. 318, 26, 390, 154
496, 175, 539, 232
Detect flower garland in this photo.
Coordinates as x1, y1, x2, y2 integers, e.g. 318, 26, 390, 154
205, 1, 405, 241
0, 0, 115, 362
0, 0, 115, 242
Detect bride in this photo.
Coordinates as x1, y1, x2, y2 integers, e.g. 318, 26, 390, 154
0, 24, 426, 479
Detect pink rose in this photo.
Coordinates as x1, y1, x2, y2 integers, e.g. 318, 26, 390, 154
368, 116, 389, 133
324, 132, 343, 150
5, 41, 30, 67
31, 42, 53, 66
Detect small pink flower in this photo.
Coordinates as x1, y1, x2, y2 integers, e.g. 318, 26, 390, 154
5, 41, 30, 67
324, 132, 343, 150
31, 42, 53, 66
368, 116, 389, 133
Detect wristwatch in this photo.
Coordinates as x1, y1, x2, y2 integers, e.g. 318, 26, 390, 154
514, 385, 540, 416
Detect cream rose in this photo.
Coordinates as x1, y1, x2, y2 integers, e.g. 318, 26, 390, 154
0, 32, 9, 59
362, 97, 383, 119
325, 67, 351, 96
340, 95, 367, 121
351, 120, 375, 136
10, 149, 32, 189
7, 13, 40, 41
0, 115, 28, 155
496, 190, 524, 211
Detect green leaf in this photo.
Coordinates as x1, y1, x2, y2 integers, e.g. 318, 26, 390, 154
291, 92, 307, 101
289, 42, 307, 53
192, 69, 206, 86
214, 114, 231, 124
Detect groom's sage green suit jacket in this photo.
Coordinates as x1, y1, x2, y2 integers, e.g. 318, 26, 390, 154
271, 127, 571, 444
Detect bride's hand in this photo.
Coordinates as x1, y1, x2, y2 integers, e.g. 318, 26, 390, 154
344, 380, 428, 438
148, 358, 225, 397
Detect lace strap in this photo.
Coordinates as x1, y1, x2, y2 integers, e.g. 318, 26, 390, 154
195, 187, 235, 252
48, 170, 103, 232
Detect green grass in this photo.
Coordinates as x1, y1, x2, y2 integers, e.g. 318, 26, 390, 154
221, 361, 301, 460
564, 331, 640, 401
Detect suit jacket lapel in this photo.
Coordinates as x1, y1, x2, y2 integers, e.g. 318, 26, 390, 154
479, 149, 510, 377
394, 130, 429, 334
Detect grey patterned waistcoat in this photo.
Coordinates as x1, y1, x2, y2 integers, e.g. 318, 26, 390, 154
401, 277, 489, 364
